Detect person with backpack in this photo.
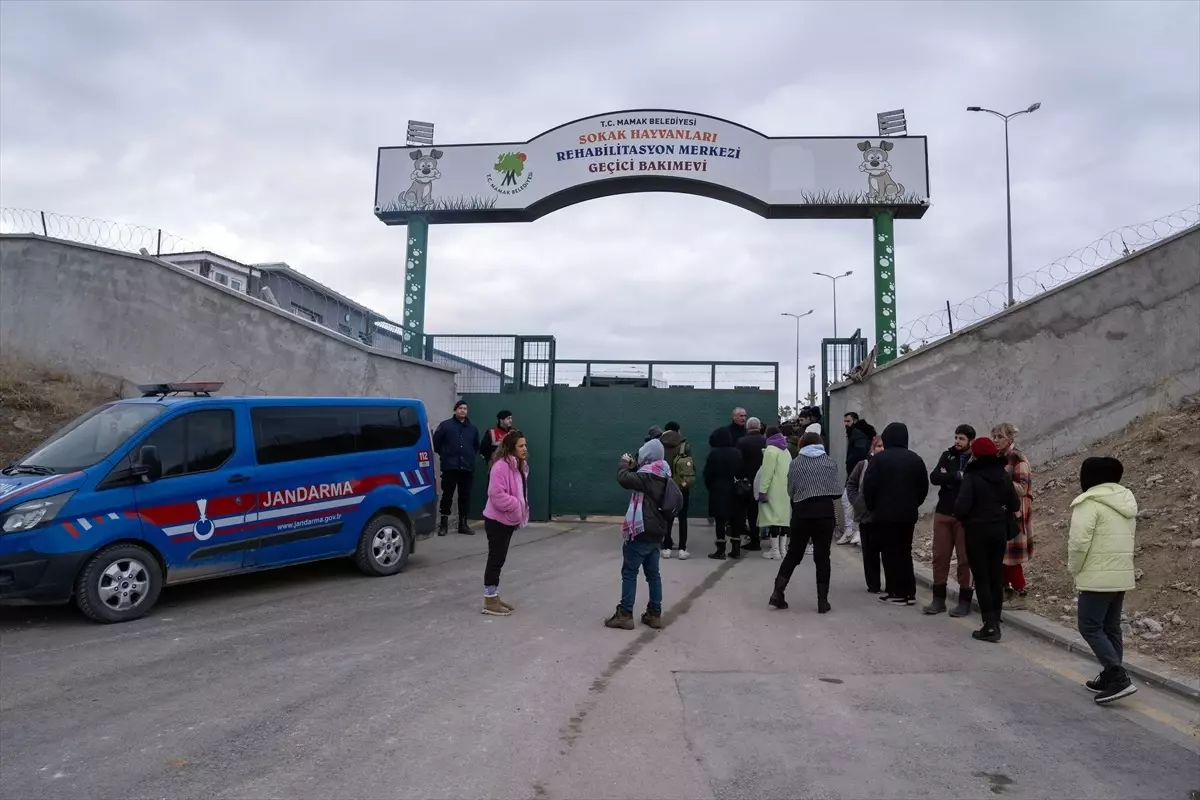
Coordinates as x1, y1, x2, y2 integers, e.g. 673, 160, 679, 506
660, 422, 695, 559
606, 439, 682, 630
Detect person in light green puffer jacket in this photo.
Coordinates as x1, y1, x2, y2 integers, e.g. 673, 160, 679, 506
754, 426, 793, 560
1068, 456, 1139, 705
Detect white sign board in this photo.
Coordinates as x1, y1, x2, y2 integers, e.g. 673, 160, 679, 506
375, 109, 929, 224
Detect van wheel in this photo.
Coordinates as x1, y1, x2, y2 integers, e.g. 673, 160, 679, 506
355, 514, 410, 576
75, 544, 163, 624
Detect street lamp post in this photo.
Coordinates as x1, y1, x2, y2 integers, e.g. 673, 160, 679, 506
813, 271, 852, 338
781, 310, 814, 412
966, 102, 1042, 307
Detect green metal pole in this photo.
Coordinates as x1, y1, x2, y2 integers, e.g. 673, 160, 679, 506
402, 216, 429, 359
872, 210, 898, 366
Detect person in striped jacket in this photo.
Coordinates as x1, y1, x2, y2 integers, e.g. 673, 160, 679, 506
769, 432, 844, 614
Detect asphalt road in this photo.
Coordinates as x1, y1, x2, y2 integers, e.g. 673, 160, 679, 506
1, 522, 1197, 800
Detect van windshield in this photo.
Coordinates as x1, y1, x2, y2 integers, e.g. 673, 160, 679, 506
7, 403, 167, 474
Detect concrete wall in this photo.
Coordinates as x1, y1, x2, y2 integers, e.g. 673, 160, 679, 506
827, 224, 1200, 491
0, 235, 457, 417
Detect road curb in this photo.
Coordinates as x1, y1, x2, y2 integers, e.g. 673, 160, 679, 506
911, 560, 1200, 704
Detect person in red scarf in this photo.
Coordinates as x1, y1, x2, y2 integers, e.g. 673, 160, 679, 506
480, 410, 514, 464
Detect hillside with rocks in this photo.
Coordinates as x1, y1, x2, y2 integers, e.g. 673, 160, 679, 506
918, 401, 1200, 674
0, 358, 122, 465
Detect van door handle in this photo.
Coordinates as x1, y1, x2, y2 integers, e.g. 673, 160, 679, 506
228, 474, 251, 484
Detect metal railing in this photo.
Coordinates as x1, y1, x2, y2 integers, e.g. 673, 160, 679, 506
897, 204, 1200, 348
551, 360, 777, 391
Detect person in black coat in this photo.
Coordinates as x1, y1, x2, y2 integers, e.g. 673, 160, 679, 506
432, 400, 482, 536
862, 422, 929, 605
704, 427, 743, 560
736, 418, 768, 550
954, 436, 1020, 643
843, 413, 877, 474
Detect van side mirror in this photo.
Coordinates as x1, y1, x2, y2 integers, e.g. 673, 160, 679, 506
133, 445, 162, 482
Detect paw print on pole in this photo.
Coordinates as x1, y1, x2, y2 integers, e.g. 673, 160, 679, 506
872, 210, 898, 365
401, 216, 430, 358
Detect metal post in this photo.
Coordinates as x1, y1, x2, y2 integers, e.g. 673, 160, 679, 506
793, 316, 800, 411
39, 211, 47, 236
1004, 118, 1014, 307
946, 300, 954, 334
156, 229, 162, 257
832, 280, 839, 339
873, 210, 898, 365
401, 216, 429, 359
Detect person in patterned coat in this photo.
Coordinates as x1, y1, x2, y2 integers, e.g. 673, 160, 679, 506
992, 422, 1034, 610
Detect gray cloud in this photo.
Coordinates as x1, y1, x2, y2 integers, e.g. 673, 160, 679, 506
2, 0, 1198, 408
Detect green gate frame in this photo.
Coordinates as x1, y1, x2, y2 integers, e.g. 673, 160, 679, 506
433, 336, 779, 522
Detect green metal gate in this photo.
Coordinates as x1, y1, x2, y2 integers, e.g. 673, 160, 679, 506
424, 336, 778, 521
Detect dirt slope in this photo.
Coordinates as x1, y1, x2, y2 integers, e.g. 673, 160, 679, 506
0, 358, 122, 465
917, 402, 1200, 675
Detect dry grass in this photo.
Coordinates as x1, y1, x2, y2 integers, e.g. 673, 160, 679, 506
0, 357, 122, 465
917, 403, 1200, 674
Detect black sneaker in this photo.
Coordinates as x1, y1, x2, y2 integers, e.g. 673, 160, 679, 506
1085, 669, 1111, 694
905, 597, 917, 606
1095, 670, 1137, 705
971, 626, 1002, 643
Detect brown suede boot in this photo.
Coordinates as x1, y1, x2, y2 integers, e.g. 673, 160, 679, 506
482, 596, 511, 616
604, 605, 634, 630
641, 607, 663, 629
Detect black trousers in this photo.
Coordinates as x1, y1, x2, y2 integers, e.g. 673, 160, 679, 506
483, 517, 516, 587
740, 493, 759, 540
714, 515, 732, 543
663, 488, 690, 551
439, 469, 473, 519
859, 521, 884, 593
1077, 591, 1125, 670
776, 514, 835, 590
965, 526, 1007, 621
876, 521, 916, 599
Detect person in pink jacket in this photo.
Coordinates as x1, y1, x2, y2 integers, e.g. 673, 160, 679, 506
481, 430, 530, 616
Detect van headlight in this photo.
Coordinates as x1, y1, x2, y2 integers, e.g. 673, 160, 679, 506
0, 492, 75, 533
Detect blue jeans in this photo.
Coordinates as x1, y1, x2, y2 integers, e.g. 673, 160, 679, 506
620, 538, 662, 613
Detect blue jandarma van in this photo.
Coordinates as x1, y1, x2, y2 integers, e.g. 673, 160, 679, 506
0, 382, 438, 623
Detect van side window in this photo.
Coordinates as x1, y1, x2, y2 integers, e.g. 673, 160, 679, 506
359, 406, 422, 451
252, 405, 421, 465
141, 410, 236, 478
252, 407, 357, 465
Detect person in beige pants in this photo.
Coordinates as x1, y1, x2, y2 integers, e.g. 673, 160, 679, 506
925, 424, 976, 617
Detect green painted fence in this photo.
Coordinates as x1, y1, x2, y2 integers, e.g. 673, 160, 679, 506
424, 336, 778, 522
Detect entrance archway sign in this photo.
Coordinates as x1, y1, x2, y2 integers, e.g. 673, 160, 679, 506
374, 109, 930, 364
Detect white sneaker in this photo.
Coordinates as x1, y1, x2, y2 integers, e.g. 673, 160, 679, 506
662, 549, 672, 559
677, 550, 690, 560
805, 543, 814, 555
850, 531, 861, 546
762, 545, 774, 559
836, 530, 854, 545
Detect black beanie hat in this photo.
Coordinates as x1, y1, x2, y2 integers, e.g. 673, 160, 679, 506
1080, 456, 1124, 492
454, 400, 467, 410
665, 421, 681, 432
497, 410, 512, 422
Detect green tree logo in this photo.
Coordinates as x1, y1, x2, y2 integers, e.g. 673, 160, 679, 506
494, 152, 527, 186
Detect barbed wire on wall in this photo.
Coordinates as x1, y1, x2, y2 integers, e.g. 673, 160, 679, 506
0, 206, 411, 358
0, 207, 205, 256
897, 203, 1200, 350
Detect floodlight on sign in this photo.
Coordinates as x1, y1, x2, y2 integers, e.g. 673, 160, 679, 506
406, 120, 435, 147
877, 109, 907, 137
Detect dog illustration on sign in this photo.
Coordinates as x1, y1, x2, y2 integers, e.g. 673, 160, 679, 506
858, 140, 905, 203
403, 149, 444, 210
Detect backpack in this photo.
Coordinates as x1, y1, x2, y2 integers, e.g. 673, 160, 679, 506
672, 448, 695, 489
657, 478, 685, 520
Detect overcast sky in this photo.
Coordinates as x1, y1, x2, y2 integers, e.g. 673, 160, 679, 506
2, 0, 1198, 408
